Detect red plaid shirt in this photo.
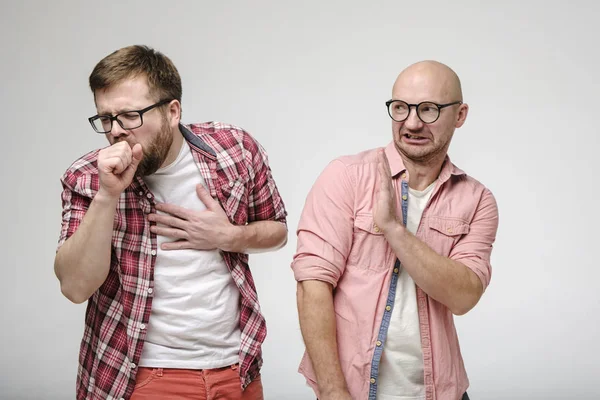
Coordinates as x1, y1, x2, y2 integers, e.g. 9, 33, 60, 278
57, 123, 287, 400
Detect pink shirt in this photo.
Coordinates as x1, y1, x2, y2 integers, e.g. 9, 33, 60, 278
292, 142, 499, 400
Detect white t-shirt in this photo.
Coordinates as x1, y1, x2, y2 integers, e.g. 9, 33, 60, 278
376, 180, 436, 400
139, 140, 241, 369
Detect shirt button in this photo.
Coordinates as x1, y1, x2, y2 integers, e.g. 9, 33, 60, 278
402, 195, 408, 201
148, 288, 153, 294
146, 193, 152, 199
376, 340, 382, 347
447, 228, 453, 233
151, 250, 157, 256
138, 191, 143, 196
228, 181, 234, 188
130, 363, 136, 369
140, 324, 146, 330
401, 173, 406, 179
370, 378, 376, 384
373, 224, 380, 233
385, 305, 391, 311
394, 268, 399, 274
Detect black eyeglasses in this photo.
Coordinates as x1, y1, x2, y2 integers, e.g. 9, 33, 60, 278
88, 99, 173, 134
385, 99, 462, 124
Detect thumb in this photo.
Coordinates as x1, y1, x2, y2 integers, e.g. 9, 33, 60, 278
130, 143, 143, 169
122, 143, 143, 181
196, 184, 216, 209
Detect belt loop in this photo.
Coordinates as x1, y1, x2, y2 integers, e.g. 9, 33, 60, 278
156, 368, 163, 377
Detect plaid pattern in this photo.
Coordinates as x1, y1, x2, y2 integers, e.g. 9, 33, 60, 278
58, 122, 287, 400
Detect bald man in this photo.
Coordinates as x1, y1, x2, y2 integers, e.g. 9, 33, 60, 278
292, 61, 499, 400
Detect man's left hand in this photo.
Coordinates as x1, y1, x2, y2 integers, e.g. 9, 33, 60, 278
373, 149, 401, 234
149, 184, 239, 251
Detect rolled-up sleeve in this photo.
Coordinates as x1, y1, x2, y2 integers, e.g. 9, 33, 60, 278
246, 134, 287, 225
291, 160, 355, 287
450, 187, 499, 290
57, 173, 92, 251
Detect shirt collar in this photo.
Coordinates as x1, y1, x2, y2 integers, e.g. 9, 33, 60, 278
179, 123, 216, 157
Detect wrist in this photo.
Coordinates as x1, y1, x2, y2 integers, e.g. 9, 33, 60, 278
94, 189, 120, 207
221, 224, 245, 253
381, 217, 405, 236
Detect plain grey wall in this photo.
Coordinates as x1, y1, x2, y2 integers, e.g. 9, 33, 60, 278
1, 1, 599, 399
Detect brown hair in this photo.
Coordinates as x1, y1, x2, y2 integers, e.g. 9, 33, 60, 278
89, 45, 182, 103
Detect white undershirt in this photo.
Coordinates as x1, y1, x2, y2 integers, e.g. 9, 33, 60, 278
376, 180, 436, 400
139, 140, 241, 369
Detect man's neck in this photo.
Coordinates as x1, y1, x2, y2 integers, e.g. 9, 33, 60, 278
163, 128, 184, 167
401, 154, 446, 191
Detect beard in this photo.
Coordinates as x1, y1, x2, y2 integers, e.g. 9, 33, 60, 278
135, 117, 174, 177
394, 130, 453, 165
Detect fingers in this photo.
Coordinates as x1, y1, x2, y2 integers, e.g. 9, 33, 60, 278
160, 240, 192, 251
196, 184, 217, 210
160, 240, 216, 251
148, 212, 187, 229
378, 149, 392, 180
150, 225, 189, 240
99, 142, 133, 175
377, 159, 390, 194
154, 203, 191, 219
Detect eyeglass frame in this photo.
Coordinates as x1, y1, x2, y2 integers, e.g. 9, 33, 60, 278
385, 99, 462, 124
88, 99, 173, 134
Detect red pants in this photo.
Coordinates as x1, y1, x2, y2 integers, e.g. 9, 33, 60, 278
130, 364, 263, 400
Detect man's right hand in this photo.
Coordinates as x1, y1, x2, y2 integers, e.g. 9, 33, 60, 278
97, 142, 143, 199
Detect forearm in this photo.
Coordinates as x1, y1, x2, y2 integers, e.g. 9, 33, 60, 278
224, 220, 287, 254
54, 192, 117, 303
297, 280, 350, 397
384, 222, 482, 315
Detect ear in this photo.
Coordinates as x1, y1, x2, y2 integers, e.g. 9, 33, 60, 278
167, 100, 181, 126
455, 103, 469, 128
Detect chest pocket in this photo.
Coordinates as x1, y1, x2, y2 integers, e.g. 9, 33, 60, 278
219, 178, 249, 225
426, 216, 470, 256
347, 213, 391, 271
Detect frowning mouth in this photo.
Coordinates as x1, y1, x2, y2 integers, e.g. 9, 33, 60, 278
403, 134, 428, 140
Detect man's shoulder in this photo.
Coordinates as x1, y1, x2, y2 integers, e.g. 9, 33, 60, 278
60, 149, 100, 190
450, 162, 492, 192
333, 146, 382, 168
185, 121, 261, 152
447, 161, 497, 208
312, 147, 381, 188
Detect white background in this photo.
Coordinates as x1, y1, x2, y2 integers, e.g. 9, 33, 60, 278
1, 1, 599, 399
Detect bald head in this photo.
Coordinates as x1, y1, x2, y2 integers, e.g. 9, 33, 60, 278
392, 60, 463, 103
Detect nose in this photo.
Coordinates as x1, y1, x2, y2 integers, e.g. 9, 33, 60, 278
108, 118, 127, 139
403, 105, 423, 130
